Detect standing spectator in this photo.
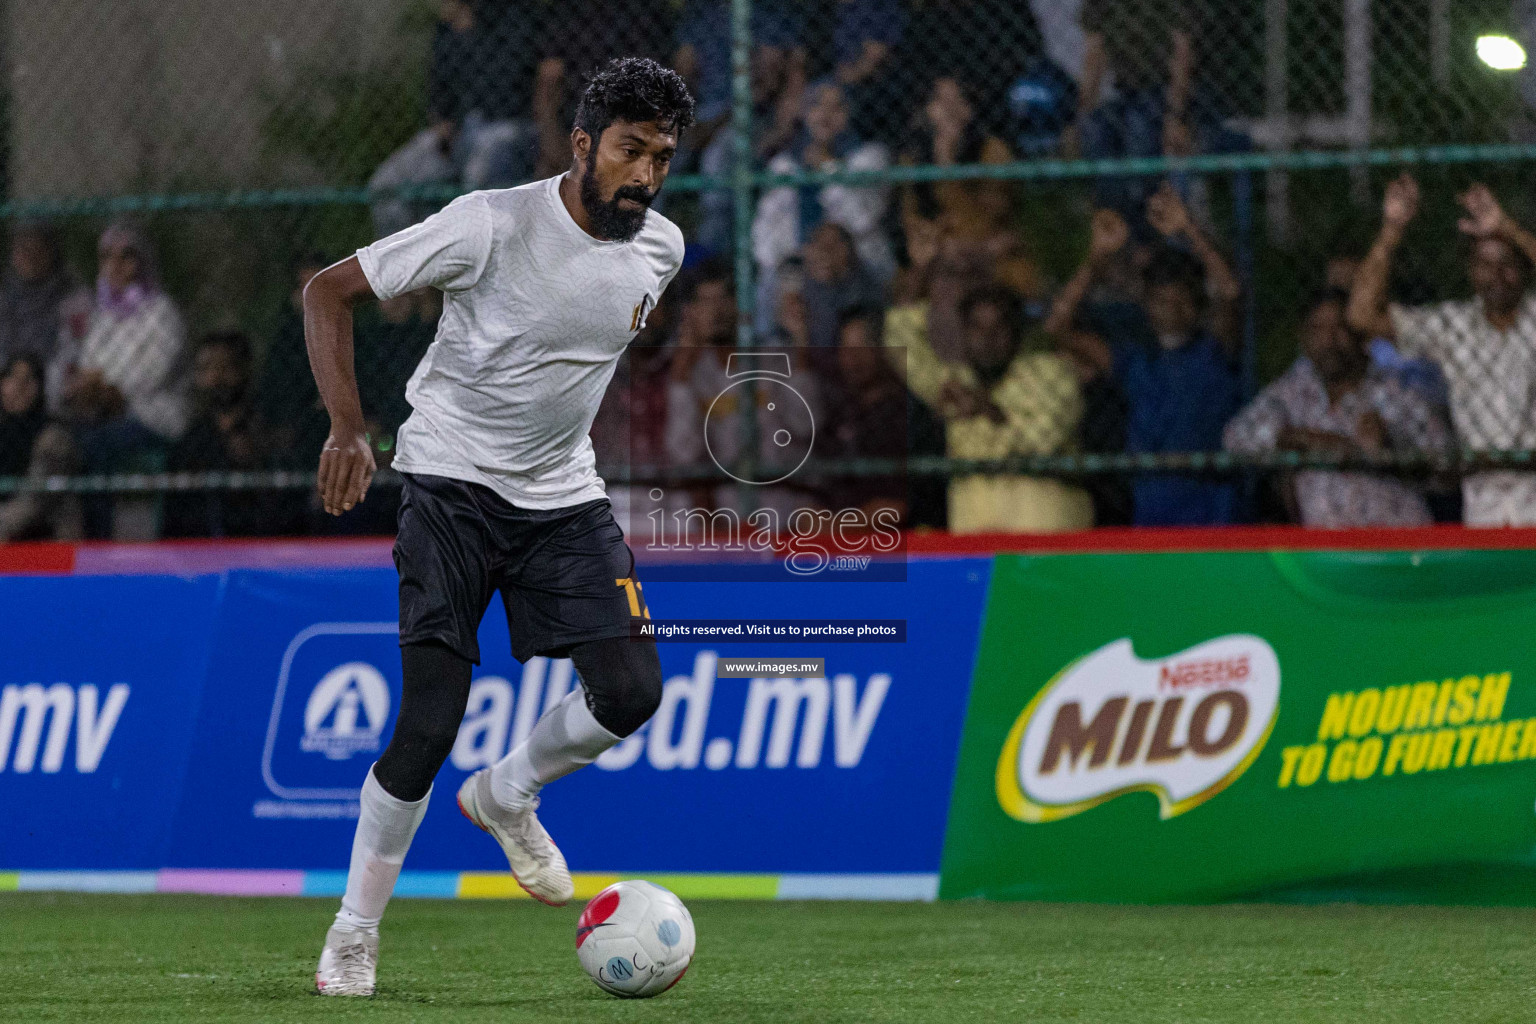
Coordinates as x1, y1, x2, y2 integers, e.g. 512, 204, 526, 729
903, 0, 1045, 138
798, 222, 885, 348
830, 0, 906, 143
884, 283, 1092, 533
676, 0, 807, 253
368, 0, 544, 236
1067, 0, 1214, 222
0, 354, 82, 542
532, 0, 675, 178
1225, 291, 1451, 528
892, 226, 997, 362
753, 82, 894, 297
164, 332, 299, 538
1047, 192, 1242, 525
673, 0, 803, 149
899, 76, 1044, 302
0, 223, 90, 377
63, 221, 189, 537
1348, 176, 1536, 526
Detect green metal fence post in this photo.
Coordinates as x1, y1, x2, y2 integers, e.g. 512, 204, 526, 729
730, 0, 758, 501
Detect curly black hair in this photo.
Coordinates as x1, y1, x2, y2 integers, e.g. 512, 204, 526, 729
574, 57, 696, 143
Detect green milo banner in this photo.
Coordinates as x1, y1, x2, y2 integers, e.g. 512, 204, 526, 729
940, 549, 1536, 903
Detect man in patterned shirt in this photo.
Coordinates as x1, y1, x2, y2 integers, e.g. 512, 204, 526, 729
1348, 175, 1536, 525
1225, 291, 1450, 528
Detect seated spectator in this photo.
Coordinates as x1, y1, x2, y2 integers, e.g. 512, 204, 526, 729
678, 0, 807, 254
765, 257, 809, 347
665, 260, 825, 522
1047, 192, 1242, 525
0, 354, 82, 541
0, 223, 90, 377
0, 355, 47, 478
831, 0, 907, 144
1327, 252, 1450, 410
796, 223, 886, 348
753, 81, 894, 301
1225, 291, 1451, 528
63, 221, 189, 537
899, 76, 1044, 302
822, 306, 908, 518
590, 291, 678, 534
884, 283, 1092, 533
259, 253, 334, 466
369, 0, 543, 236
1349, 176, 1536, 526
164, 332, 299, 538
356, 288, 441, 447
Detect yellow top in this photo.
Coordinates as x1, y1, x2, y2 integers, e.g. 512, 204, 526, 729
883, 303, 1093, 532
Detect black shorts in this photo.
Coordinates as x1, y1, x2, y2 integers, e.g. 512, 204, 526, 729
394, 472, 650, 664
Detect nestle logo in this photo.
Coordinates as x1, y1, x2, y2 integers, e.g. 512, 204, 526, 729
1159, 655, 1251, 690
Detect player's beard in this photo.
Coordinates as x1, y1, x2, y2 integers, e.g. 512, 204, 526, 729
580, 151, 655, 242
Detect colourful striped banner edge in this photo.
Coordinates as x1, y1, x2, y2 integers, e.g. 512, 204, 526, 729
0, 870, 937, 901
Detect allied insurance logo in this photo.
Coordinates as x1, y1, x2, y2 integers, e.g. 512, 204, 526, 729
996, 635, 1281, 822
261, 622, 399, 801
299, 662, 390, 761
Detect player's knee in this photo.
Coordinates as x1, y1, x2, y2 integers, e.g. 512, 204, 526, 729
571, 636, 662, 739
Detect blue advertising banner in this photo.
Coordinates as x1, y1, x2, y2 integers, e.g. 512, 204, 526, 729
0, 575, 221, 869
148, 558, 990, 874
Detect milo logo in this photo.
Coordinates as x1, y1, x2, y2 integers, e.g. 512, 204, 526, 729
996, 636, 1281, 822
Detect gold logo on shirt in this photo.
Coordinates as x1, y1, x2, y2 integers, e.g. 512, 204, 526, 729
630, 294, 654, 332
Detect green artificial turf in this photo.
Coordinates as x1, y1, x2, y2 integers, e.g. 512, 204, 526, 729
2, 894, 1534, 1022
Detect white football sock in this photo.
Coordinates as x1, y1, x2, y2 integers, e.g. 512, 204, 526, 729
333, 765, 431, 934
490, 686, 619, 808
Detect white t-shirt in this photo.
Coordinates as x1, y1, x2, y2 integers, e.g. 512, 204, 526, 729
357, 174, 685, 509
1390, 292, 1536, 525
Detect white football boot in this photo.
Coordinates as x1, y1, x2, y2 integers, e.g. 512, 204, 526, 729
456, 769, 574, 906
314, 926, 378, 997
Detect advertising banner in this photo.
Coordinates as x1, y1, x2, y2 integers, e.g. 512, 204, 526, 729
157, 557, 989, 876
941, 549, 1536, 903
0, 575, 221, 869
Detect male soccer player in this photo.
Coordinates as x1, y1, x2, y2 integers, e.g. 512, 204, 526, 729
303, 57, 694, 996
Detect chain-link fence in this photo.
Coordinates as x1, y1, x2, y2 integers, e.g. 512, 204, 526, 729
0, 0, 1534, 542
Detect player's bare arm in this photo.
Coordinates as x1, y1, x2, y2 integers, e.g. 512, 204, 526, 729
302, 255, 378, 516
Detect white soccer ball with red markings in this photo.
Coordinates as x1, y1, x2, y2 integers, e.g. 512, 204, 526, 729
575, 880, 695, 998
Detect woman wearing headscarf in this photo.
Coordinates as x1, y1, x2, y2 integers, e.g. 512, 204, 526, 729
0, 354, 82, 541
64, 220, 190, 449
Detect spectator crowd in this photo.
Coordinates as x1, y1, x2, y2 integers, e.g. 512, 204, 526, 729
3, 0, 1536, 541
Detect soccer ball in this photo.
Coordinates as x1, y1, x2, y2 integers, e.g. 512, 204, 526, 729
575, 880, 695, 998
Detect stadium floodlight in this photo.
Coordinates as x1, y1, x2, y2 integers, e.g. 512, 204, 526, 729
1476, 34, 1528, 71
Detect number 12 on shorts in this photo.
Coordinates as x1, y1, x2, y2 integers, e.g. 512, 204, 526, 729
616, 577, 651, 620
